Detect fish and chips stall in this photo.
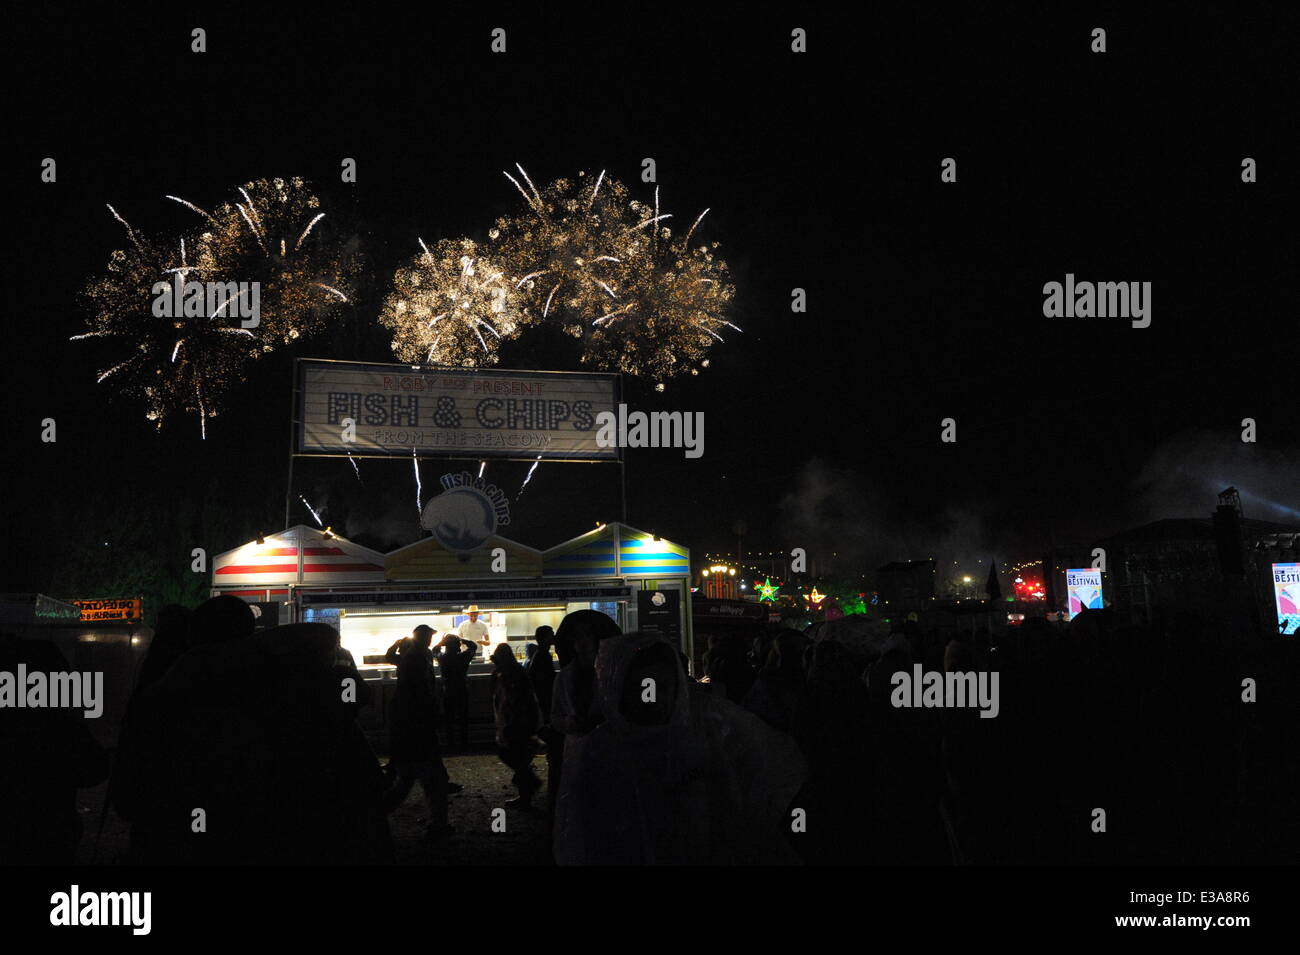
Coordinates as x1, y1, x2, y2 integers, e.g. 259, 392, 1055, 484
211, 522, 692, 746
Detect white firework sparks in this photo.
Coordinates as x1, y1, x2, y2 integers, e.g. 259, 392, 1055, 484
299, 495, 324, 527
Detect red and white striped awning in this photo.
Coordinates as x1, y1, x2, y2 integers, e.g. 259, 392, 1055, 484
213, 525, 387, 587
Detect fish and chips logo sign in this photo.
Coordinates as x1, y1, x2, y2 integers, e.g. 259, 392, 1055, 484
296, 360, 619, 461
421, 472, 511, 554
68, 598, 143, 623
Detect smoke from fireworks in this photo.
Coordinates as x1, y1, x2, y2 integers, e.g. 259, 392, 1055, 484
381, 237, 527, 366
490, 167, 736, 386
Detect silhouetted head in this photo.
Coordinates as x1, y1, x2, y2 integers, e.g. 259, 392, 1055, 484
619, 640, 680, 726
412, 625, 436, 649
556, 609, 622, 670
191, 595, 256, 645
534, 625, 555, 649
491, 641, 515, 669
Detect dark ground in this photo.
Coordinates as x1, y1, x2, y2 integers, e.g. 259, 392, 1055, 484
73, 751, 554, 866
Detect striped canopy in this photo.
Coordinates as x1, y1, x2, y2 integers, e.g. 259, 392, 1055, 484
213, 525, 387, 587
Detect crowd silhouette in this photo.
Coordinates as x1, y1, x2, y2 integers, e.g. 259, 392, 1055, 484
2, 598, 1296, 865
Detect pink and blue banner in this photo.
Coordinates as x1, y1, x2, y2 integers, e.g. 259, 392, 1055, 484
1065, 568, 1104, 620
1273, 563, 1300, 635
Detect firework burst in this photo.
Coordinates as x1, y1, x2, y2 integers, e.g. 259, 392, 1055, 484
77, 207, 257, 436
490, 167, 645, 331
491, 167, 736, 386
585, 208, 736, 384
185, 177, 361, 346
381, 237, 527, 366
76, 178, 360, 436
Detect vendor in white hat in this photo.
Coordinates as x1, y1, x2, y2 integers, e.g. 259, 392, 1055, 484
457, 605, 491, 648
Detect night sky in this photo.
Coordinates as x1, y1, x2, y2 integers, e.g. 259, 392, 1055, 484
9, 7, 1297, 603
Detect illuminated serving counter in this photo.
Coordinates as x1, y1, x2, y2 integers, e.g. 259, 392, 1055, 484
210, 522, 693, 748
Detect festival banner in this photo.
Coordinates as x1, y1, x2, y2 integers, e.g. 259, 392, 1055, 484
1065, 568, 1103, 620
1272, 563, 1300, 635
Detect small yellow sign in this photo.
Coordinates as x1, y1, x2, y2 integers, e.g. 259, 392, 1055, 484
68, 598, 143, 623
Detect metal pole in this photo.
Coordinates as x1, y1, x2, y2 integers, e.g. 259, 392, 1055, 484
619, 454, 628, 524
618, 373, 627, 524
283, 455, 295, 530
284, 360, 299, 530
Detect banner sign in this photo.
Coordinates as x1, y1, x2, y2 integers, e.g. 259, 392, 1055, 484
68, 598, 143, 623
1065, 568, 1103, 620
1273, 563, 1300, 635
295, 359, 620, 461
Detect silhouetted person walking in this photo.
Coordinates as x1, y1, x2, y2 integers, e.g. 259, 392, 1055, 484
492, 643, 541, 809
434, 632, 476, 750
525, 625, 556, 720
383, 626, 451, 839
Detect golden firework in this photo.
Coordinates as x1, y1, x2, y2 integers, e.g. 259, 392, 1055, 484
587, 215, 737, 384
185, 177, 361, 346
490, 167, 645, 325
381, 237, 527, 366
491, 166, 737, 386
75, 177, 360, 437
76, 207, 257, 437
